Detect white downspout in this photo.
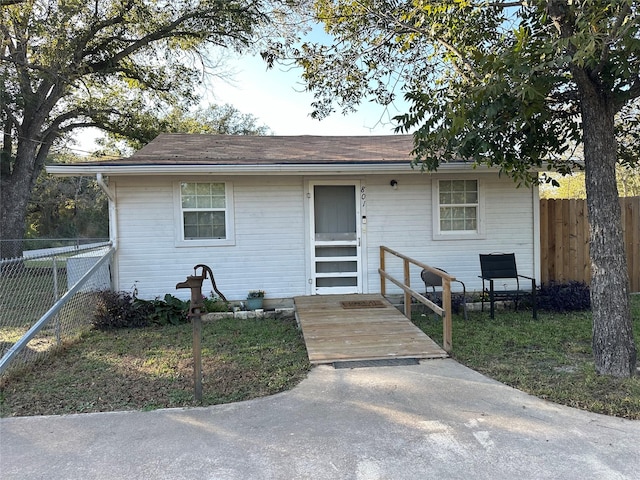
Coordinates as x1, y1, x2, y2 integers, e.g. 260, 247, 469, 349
96, 173, 115, 202
96, 173, 117, 247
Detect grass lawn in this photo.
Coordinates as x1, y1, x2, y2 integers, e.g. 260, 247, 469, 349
414, 294, 640, 419
0, 316, 310, 417
2, 295, 640, 419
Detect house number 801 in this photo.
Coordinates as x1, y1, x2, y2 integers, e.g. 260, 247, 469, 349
361, 186, 366, 207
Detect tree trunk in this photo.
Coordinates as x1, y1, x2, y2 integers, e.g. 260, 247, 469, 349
0, 144, 39, 259
580, 85, 637, 377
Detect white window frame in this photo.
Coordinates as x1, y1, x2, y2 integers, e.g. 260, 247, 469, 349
432, 177, 485, 240
174, 180, 235, 247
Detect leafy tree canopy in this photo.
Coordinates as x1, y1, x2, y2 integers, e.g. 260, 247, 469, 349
2, 0, 273, 153
27, 156, 109, 241
1, 0, 286, 256
269, 0, 640, 184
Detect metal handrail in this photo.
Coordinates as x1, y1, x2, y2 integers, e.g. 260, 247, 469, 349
379, 245, 453, 353
1, 241, 111, 265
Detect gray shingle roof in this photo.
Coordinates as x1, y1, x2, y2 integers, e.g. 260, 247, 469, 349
84, 134, 417, 166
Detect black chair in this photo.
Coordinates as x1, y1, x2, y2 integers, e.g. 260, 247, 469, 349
479, 253, 537, 319
421, 268, 468, 320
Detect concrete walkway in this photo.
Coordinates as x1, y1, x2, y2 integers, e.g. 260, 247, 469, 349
1, 359, 639, 479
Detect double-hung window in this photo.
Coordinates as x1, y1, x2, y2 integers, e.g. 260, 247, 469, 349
433, 179, 484, 239
176, 181, 234, 246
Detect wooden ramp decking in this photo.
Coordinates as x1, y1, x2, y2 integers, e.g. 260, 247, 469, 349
294, 294, 447, 365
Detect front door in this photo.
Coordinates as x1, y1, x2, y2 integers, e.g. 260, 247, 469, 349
309, 182, 362, 294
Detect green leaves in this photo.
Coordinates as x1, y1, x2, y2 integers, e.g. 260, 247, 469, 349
281, 1, 639, 179
26, 169, 108, 239
1, 0, 273, 152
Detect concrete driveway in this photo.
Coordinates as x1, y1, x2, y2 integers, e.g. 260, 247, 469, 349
1, 359, 639, 479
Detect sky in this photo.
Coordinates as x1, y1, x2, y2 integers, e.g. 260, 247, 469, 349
73, 50, 407, 153
205, 52, 406, 137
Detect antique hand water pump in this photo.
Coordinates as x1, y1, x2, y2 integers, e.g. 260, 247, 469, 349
176, 264, 226, 402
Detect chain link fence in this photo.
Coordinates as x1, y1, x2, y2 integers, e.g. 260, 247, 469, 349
0, 241, 114, 377
0, 238, 109, 261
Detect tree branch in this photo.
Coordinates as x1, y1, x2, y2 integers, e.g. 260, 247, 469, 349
546, 0, 574, 39
487, 1, 524, 6
84, 5, 258, 74
593, 1, 633, 76
365, 5, 481, 82
75, 2, 135, 64
58, 121, 102, 133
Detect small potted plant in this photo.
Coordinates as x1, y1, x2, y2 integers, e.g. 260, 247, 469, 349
246, 290, 265, 310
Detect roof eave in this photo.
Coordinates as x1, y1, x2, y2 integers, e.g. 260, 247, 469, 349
46, 162, 478, 177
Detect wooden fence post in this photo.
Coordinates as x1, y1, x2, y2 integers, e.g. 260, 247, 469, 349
442, 278, 452, 353
380, 246, 386, 296
404, 258, 411, 319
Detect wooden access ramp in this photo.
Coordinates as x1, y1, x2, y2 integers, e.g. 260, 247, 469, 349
294, 294, 447, 365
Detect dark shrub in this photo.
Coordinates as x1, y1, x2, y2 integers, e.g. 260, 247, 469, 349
421, 292, 466, 315
134, 294, 189, 326
452, 293, 467, 315
94, 291, 191, 329
93, 290, 152, 330
203, 294, 230, 313
537, 281, 591, 312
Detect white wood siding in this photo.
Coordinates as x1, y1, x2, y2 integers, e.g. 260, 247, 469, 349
113, 176, 307, 301
362, 172, 536, 296
111, 171, 536, 300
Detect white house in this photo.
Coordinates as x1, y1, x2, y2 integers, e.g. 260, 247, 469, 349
48, 134, 540, 304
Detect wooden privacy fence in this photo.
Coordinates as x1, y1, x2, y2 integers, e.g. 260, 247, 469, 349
540, 197, 640, 293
